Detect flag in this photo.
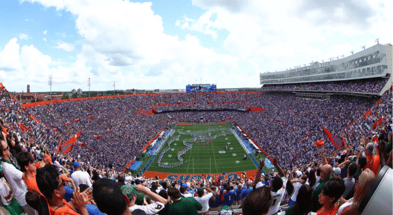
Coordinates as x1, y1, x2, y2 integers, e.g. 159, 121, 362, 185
18, 123, 28, 132
53, 127, 58, 132
64, 122, 70, 126
30, 115, 41, 123
74, 118, 79, 122
362, 109, 372, 119
372, 117, 385, 129
322, 127, 343, 149
375, 98, 382, 106
88, 116, 93, 120
56, 137, 63, 154
94, 135, 100, 140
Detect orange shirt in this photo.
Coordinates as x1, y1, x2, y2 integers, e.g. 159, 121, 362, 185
23, 172, 42, 195
371, 155, 380, 176
49, 199, 79, 215
365, 155, 373, 169
317, 204, 338, 215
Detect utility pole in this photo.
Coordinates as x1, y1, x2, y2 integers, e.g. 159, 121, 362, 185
49, 75, 52, 102
88, 78, 91, 99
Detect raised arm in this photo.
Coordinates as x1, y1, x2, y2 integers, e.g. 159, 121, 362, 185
273, 158, 285, 178
134, 184, 168, 205
254, 158, 265, 186
321, 150, 328, 165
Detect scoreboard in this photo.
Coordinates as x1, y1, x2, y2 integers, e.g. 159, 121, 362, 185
186, 84, 217, 92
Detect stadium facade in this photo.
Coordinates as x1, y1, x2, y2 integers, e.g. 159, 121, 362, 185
260, 44, 392, 86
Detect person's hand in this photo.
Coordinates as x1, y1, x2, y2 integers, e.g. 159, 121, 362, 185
71, 187, 87, 210
143, 196, 148, 205
259, 158, 265, 169
81, 188, 93, 202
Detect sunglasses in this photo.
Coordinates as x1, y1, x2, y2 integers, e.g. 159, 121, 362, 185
57, 178, 67, 189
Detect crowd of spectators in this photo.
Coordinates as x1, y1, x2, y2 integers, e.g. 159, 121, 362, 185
261, 78, 388, 93
0, 82, 391, 215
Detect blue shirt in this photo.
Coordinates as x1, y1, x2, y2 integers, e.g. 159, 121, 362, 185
234, 188, 243, 201
240, 187, 253, 200
63, 186, 74, 202
222, 190, 236, 206
209, 193, 221, 208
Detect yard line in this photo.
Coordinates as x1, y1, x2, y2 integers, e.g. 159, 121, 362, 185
210, 157, 211, 174
211, 138, 219, 173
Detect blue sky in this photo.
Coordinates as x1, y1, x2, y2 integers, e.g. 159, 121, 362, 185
0, 0, 391, 92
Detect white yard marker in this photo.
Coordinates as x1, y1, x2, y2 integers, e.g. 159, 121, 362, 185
232, 153, 237, 157
230, 147, 233, 150
225, 138, 228, 140
236, 161, 240, 164
171, 148, 174, 151
168, 154, 172, 158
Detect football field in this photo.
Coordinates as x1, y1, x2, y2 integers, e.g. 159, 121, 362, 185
147, 123, 260, 174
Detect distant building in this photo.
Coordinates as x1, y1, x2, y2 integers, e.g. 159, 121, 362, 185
71, 89, 76, 94
27, 84, 30, 93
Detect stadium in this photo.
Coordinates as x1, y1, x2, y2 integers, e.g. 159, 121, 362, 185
1, 1, 393, 215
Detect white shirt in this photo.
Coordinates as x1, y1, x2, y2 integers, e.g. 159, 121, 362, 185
71, 170, 92, 187
129, 202, 164, 215
182, 193, 193, 198
290, 182, 303, 202
194, 193, 213, 213
1, 162, 28, 206
267, 177, 287, 215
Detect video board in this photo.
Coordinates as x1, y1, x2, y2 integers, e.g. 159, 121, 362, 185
186, 84, 217, 92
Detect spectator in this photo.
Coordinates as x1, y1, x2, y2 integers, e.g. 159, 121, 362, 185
71, 162, 92, 188
208, 186, 221, 211
15, 152, 41, 195
311, 164, 333, 212
284, 184, 312, 215
1, 140, 35, 215
194, 187, 213, 214
167, 187, 202, 215
337, 169, 375, 215
93, 179, 130, 215
353, 156, 367, 181
316, 178, 345, 215
342, 163, 357, 199
0, 172, 24, 215
125, 184, 167, 215
242, 186, 273, 215
36, 164, 88, 215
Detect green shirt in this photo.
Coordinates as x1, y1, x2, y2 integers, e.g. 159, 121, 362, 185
311, 177, 330, 212
386, 141, 392, 155
167, 197, 203, 215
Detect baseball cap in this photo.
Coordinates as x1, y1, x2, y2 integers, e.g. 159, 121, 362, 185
197, 187, 204, 195
73, 162, 80, 169
333, 167, 341, 175
295, 170, 302, 177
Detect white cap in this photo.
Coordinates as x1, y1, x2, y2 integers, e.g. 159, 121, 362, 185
255, 182, 265, 189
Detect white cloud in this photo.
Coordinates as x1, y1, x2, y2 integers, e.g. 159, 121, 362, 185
175, 11, 219, 39
43, 30, 47, 34
43, 38, 47, 41
0, 38, 22, 72
10, 0, 391, 92
55, 42, 75, 52
19, 33, 29, 40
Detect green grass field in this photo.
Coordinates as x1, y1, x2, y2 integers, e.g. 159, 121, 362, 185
147, 123, 259, 174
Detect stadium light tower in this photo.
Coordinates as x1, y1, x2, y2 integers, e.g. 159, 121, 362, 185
113, 81, 116, 95
88, 78, 91, 99
48, 75, 52, 102
376, 38, 379, 44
